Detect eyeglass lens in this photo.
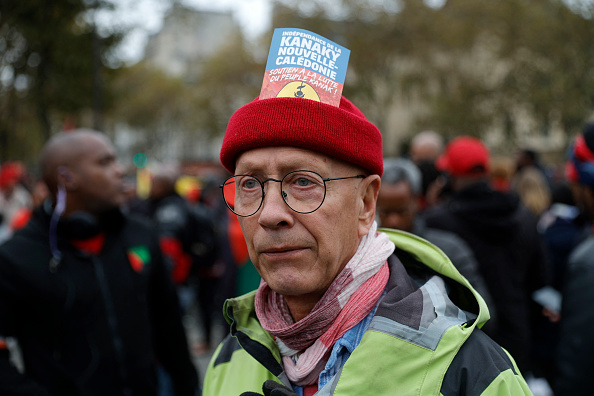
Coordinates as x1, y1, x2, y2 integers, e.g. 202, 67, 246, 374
221, 171, 326, 216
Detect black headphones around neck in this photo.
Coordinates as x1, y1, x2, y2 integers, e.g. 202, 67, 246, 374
43, 199, 123, 240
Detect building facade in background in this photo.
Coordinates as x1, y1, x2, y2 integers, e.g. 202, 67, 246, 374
145, 5, 240, 79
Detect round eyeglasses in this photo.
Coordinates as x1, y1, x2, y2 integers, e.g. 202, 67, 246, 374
220, 170, 365, 217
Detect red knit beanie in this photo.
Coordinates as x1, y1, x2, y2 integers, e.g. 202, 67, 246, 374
220, 96, 383, 176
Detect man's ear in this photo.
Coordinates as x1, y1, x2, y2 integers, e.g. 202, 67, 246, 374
358, 175, 381, 238
57, 166, 77, 190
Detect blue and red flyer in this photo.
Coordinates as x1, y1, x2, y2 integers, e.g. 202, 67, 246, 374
260, 28, 351, 107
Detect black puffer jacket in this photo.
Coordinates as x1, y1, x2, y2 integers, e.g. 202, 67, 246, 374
423, 181, 551, 371
0, 205, 199, 396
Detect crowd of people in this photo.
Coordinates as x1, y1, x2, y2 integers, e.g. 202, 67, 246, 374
375, 128, 594, 396
0, 101, 593, 395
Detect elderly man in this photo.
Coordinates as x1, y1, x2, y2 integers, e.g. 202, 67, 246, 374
0, 130, 199, 396
204, 97, 531, 395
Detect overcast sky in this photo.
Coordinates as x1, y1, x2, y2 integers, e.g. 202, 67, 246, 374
98, 0, 272, 64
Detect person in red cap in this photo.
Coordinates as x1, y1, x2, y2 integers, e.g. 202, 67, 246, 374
203, 98, 532, 396
555, 122, 594, 396
424, 135, 551, 376
434, 136, 491, 178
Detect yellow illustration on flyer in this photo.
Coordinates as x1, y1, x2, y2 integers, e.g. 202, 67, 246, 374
260, 28, 351, 107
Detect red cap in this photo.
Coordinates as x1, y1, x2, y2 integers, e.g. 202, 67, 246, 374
567, 124, 594, 186
436, 136, 490, 176
0, 162, 23, 189
220, 96, 384, 176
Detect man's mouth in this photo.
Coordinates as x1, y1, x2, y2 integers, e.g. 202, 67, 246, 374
261, 246, 306, 258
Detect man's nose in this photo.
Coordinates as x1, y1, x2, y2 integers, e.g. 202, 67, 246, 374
114, 162, 125, 177
258, 181, 293, 226
261, 180, 287, 210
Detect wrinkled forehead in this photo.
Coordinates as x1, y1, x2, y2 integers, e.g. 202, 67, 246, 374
235, 146, 359, 176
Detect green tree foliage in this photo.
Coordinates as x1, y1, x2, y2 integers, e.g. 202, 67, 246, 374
417, 0, 594, 140
111, 62, 189, 130
0, 0, 122, 165
108, 28, 262, 162
270, 0, 594, 152
191, 30, 265, 140
109, 61, 199, 160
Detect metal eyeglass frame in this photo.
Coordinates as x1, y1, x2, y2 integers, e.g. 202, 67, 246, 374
220, 170, 365, 217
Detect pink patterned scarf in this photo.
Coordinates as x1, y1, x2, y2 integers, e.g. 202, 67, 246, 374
255, 222, 395, 385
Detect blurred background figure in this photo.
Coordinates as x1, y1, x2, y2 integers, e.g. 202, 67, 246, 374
515, 149, 552, 186
416, 159, 448, 211
408, 131, 447, 211
7, 179, 49, 233
184, 176, 229, 355
377, 157, 496, 329
531, 181, 591, 387
199, 174, 261, 341
145, 165, 195, 285
0, 161, 32, 243
137, 164, 223, 355
490, 155, 515, 192
423, 136, 551, 376
555, 122, 594, 396
409, 130, 444, 165
538, 182, 591, 293
512, 148, 552, 217
0, 129, 199, 395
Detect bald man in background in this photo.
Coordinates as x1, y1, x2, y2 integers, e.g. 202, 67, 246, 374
0, 130, 199, 396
